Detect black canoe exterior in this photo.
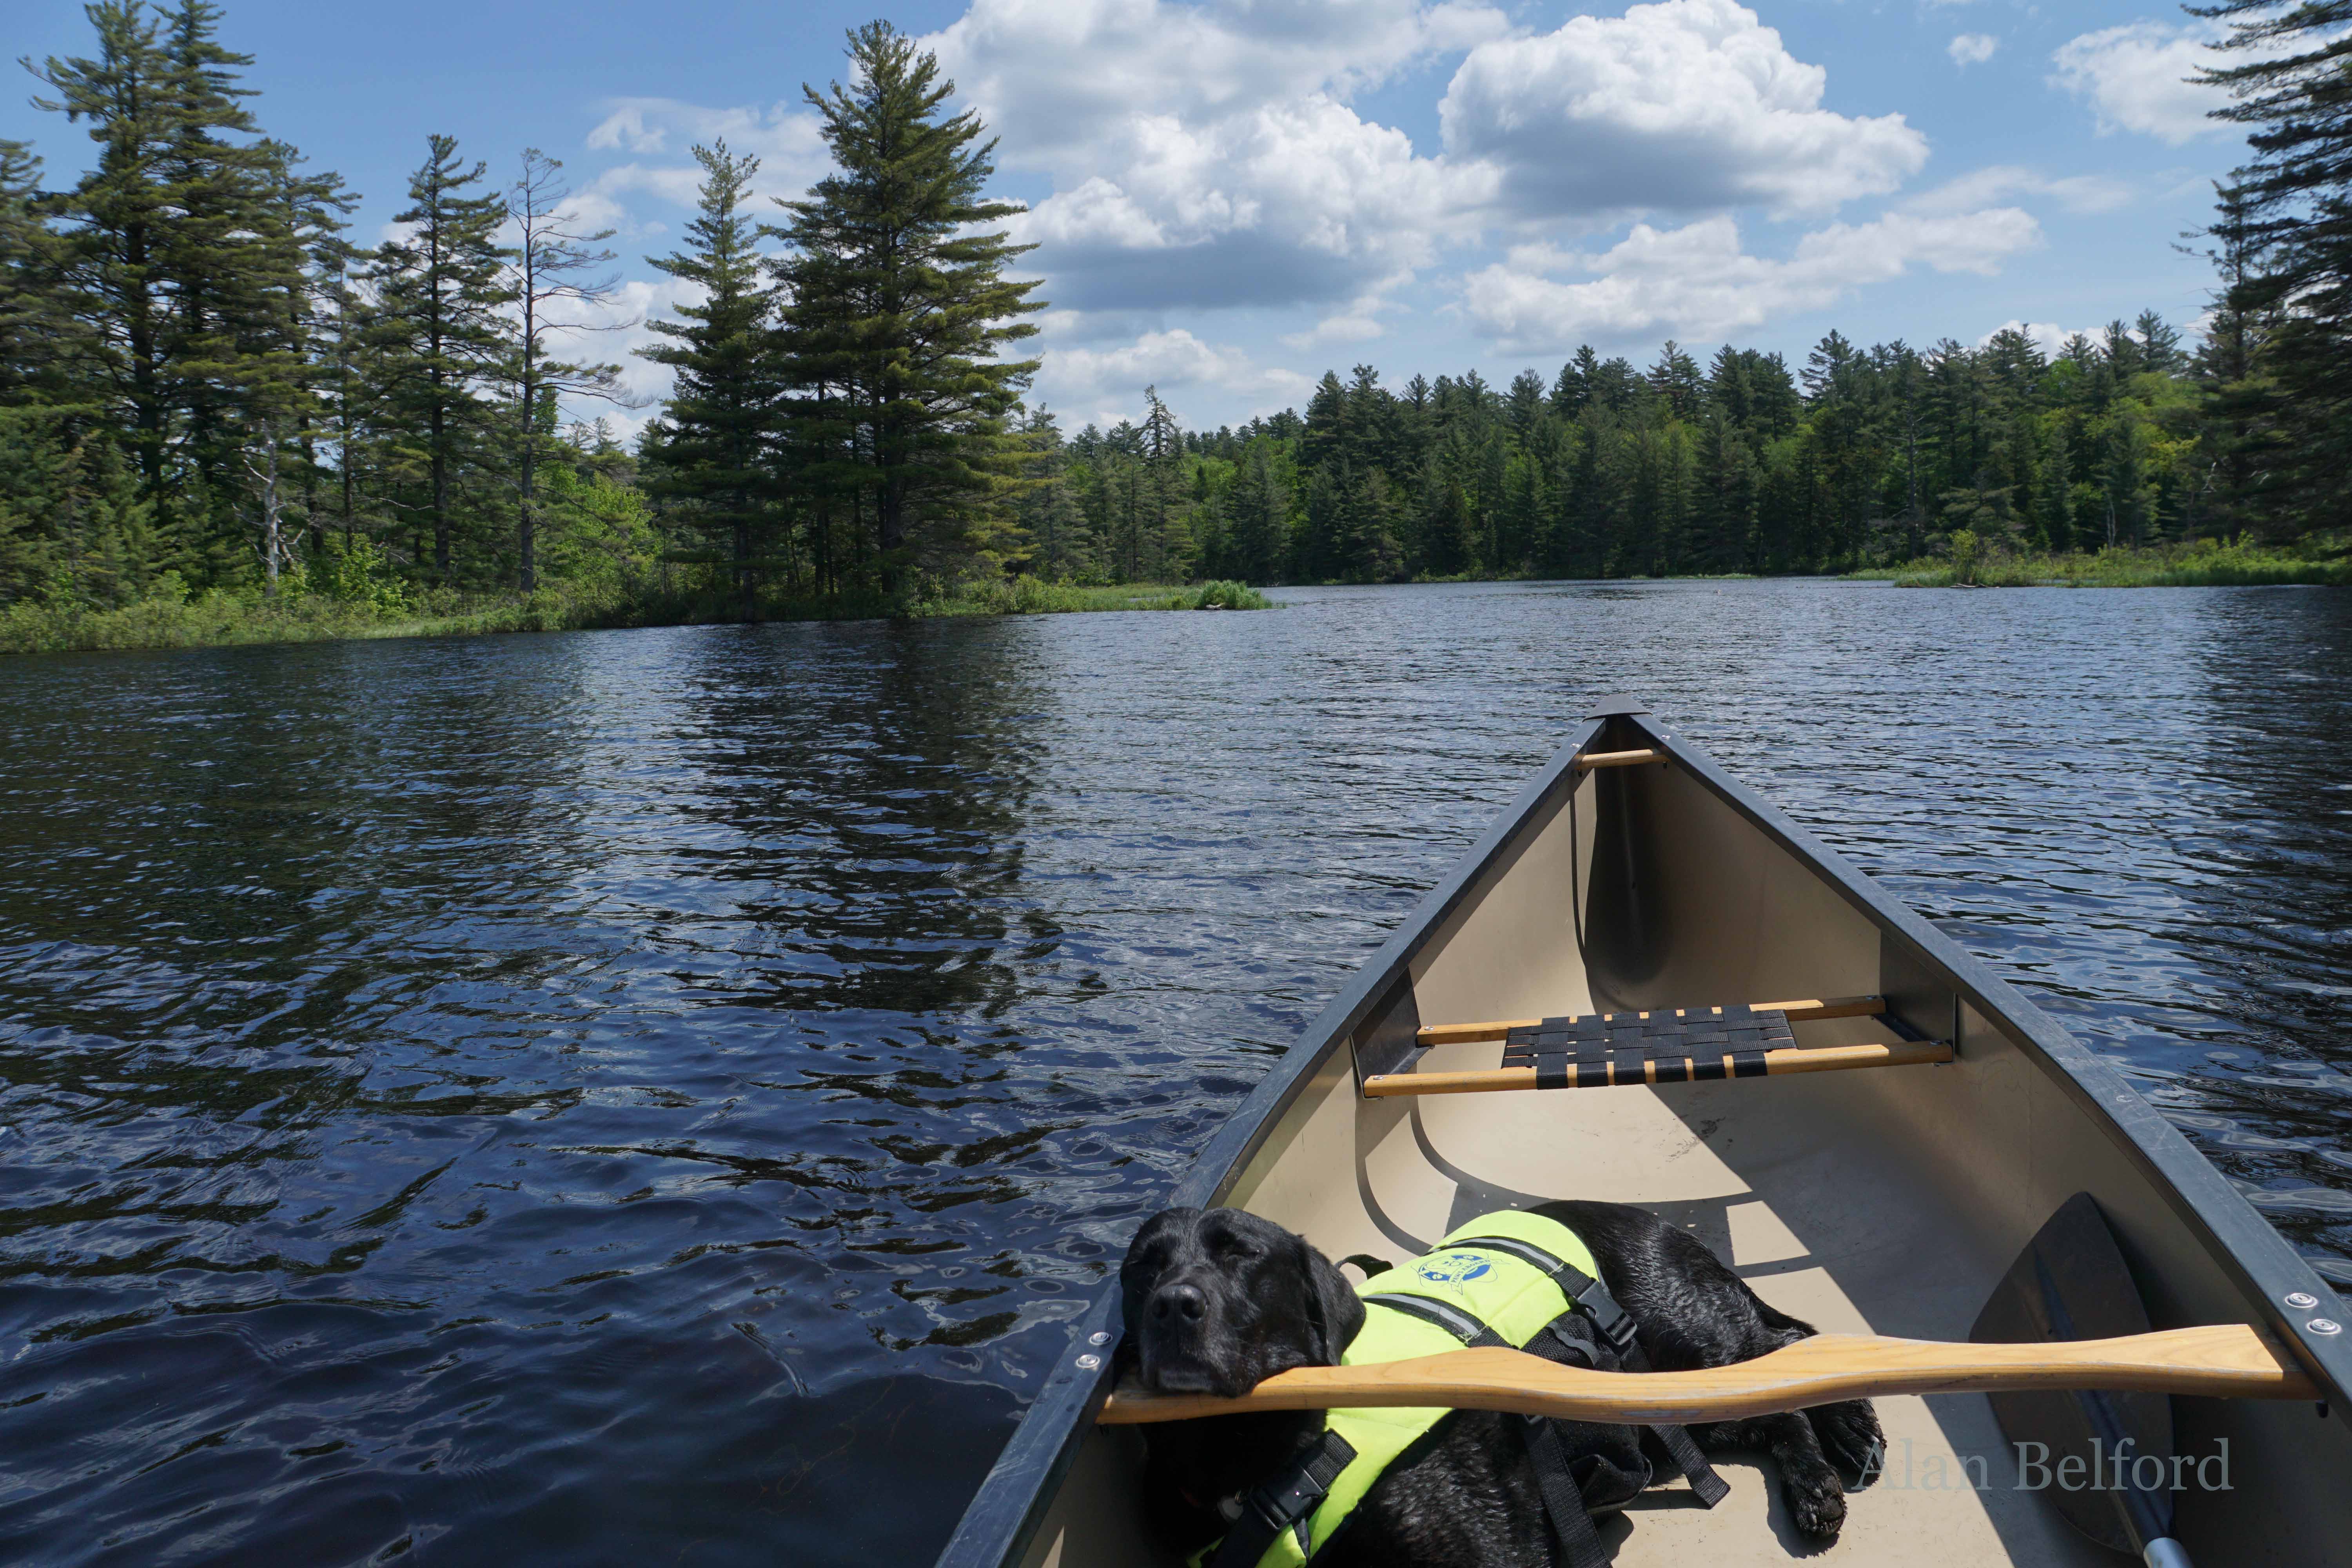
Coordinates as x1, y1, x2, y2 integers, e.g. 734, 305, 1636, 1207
935, 701, 2352, 1568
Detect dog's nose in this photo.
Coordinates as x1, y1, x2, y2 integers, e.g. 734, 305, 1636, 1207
1150, 1282, 1207, 1325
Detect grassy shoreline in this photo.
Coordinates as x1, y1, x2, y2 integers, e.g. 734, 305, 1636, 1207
0, 576, 1274, 658
1851, 536, 2350, 588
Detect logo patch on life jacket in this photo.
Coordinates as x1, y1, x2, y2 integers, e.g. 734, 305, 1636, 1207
1413, 1250, 1493, 1287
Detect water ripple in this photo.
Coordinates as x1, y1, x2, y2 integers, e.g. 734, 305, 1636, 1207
0, 581, 2345, 1564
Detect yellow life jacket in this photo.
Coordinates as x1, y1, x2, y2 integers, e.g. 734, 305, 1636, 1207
1195, 1209, 1617, 1568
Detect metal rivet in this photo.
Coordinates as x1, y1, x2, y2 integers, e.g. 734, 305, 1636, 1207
2309, 1319, 2343, 1337
2287, 1292, 2320, 1311
1088, 1331, 1112, 1346
1075, 1353, 1103, 1370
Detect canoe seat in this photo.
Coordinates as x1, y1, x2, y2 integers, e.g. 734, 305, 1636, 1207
1502, 1004, 1797, 1087
1414, 994, 1884, 1047
1363, 995, 1951, 1098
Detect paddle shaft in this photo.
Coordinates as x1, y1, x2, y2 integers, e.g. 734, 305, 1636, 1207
1416, 995, 1887, 1047
1364, 1039, 1951, 1097
1098, 1325, 2314, 1428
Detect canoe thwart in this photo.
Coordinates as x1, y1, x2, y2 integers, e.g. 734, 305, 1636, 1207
1416, 995, 1887, 1047
1096, 1325, 2317, 1428
1499, 1002, 1796, 1082
1363, 1040, 1953, 1097
1575, 747, 1664, 770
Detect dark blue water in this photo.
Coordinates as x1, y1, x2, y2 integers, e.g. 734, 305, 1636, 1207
0, 580, 2346, 1566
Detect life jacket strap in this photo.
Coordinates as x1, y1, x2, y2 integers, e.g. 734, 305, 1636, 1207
1512, 1321, 1622, 1568
1648, 1421, 1732, 1508
1517, 1412, 1614, 1568
1205, 1427, 1358, 1568
1449, 1231, 1731, 1510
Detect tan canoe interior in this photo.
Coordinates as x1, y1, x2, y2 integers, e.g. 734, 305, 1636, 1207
1019, 745, 2352, 1567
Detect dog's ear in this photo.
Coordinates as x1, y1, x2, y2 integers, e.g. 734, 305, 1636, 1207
1298, 1236, 1366, 1365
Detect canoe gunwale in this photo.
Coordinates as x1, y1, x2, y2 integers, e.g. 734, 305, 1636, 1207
935, 706, 2352, 1568
933, 716, 1610, 1568
1644, 719, 2352, 1413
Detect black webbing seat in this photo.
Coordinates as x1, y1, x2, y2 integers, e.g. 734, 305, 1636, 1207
1501, 1004, 1799, 1089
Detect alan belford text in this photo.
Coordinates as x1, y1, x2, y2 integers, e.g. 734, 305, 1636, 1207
1857, 1438, 2232, 1493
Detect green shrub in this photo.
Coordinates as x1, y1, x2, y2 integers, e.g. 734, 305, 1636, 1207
1859, 535, 2350, 589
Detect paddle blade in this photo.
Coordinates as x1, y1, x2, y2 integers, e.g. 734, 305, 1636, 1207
1971, 1192, 2174, 1555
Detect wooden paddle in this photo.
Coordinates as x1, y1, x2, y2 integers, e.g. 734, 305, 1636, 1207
1096, 1324, 2313, 1428
1972, 1193, 2199, 1566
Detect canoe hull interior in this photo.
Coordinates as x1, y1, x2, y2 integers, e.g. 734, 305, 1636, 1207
964, 715, 2352, 1568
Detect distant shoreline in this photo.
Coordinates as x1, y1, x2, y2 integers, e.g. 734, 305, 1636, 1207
13, 546, 2343, 659
1847, 537, 2347, 589
0, 578, 1273, 659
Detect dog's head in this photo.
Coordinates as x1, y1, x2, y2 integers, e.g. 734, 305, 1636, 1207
1119, 1207, 1367, 1397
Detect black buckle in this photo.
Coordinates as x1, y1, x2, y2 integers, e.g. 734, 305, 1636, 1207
1574, 1280, 1639, 1354
1246, 1430, 1357, 1535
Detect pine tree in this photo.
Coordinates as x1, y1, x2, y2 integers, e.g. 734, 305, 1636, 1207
640, 141, 782, 617
775, 22, 1043, 592
2193, 0, 2352, 530
374, 133, 510, 581
0, 141, 71, 403
2187, 183, 2293, 533
1015, 410, 1092, 581
1224, 441, 1287, 584
32, 4, 185, 534
155, 0, 289, 557
1648, 341, 1705, 421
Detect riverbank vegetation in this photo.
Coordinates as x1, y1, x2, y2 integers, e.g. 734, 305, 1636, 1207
1857, 533, 2352, 590
0, 567, 1266, 657
2, 0, 2346, 659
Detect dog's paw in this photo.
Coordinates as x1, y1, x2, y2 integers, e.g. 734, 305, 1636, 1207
1784, 1469, 1847, 1542
1809, 1401, 1886, 1488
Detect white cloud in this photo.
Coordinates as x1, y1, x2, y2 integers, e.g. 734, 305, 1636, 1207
1003, 96, 1476, 310
931, 0, 1922, 314
1459, 207, 2041, 350
1031, 328, 1313, 428
930, 0, 1507, 311
581, 98, 830, 213
1905, 164, 2133, 216
2049, 23, 2229, 145
1439, 0, 1928, 218
932, 0, 1505, 164
1281, 285, 1410, 350
1948, 34, 1998, 67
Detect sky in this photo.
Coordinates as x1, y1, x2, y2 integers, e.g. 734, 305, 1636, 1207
3, 0, 2257, 436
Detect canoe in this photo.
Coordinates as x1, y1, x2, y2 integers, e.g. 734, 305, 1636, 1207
938, 698, 2352, 1567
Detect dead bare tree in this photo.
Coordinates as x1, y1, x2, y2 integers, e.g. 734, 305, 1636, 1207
505, 149, 639, 592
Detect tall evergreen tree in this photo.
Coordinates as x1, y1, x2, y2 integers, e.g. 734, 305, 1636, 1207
374, 133, 510, 581
32, 3, 185, 536
639, 141, 782, 618
776, 22, 1043, 590
2193, 0, 2352, 531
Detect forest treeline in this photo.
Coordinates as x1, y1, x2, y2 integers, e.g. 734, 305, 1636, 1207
1026, 322, 2215, 586
0, 6, 1039, 625
1, 0, 2346, 638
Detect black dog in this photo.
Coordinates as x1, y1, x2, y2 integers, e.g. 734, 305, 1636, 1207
1120, 1201, 1884, 1565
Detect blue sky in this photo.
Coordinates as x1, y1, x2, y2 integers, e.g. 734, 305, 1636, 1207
5, 0, 2250, 433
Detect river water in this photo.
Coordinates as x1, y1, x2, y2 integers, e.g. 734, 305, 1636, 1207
0, 579, 2346, 1566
